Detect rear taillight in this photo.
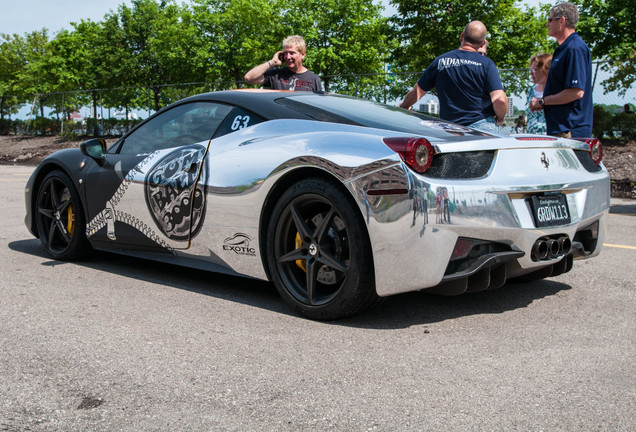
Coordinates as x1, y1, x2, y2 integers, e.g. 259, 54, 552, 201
572, 137, 603, 165
586, 138, 603, 165
382, 137, 435, 173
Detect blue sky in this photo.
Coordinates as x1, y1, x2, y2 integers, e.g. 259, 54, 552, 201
0, 0, 132, 36
1, 1, 546, 36
1, 0, 546, 37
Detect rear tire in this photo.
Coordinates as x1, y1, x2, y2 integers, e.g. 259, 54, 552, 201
266, 177, 377, 320
35, 170, 91, 260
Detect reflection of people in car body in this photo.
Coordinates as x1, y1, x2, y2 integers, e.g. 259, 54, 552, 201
244, 35, 322, 92
443, 188, 451, 223
436, 189, 442, 223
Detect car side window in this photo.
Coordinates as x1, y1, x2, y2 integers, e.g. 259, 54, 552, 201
213, 107, 264, 139
118, 102, 233, 155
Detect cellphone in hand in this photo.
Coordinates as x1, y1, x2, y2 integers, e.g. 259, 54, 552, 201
278, 52, 285, 62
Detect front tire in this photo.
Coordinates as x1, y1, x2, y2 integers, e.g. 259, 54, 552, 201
35, 170, 90, 260
266, 178, 377, 320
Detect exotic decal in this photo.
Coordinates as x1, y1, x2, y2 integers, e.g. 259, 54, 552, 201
223, 233, 256, 256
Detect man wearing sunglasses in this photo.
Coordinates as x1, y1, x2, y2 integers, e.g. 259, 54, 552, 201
529, 2, 592, 138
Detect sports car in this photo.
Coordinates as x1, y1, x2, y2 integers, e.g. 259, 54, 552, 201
25, 90, 610, 320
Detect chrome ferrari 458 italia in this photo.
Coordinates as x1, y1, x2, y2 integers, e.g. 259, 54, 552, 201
25, 90, 610, 320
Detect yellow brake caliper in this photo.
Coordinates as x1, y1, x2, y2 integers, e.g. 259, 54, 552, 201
66, 204, 75, 236
295, 231, 307, 272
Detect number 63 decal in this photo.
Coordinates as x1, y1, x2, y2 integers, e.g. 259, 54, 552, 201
231, 115, 251, 130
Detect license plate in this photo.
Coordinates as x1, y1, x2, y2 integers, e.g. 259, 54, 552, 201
530, 193, 571, 227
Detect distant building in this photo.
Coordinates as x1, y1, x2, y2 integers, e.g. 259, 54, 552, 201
506, 97, 514, 117
113, 111, 138, 120
420, 100, 439, 115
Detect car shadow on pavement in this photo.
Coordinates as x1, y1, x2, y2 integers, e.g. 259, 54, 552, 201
610, 202, 636, 215
9, 238, 288, 314
343, 280, 572, 329
10, 238, 572, 327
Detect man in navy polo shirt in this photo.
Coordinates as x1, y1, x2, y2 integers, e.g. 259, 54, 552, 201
529, 2, 592, 138
398, 21, 508, 133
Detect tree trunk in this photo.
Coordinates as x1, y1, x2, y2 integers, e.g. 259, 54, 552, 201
92, 91, 99, 136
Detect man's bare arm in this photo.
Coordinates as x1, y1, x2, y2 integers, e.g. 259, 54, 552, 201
244, 52, 284, 84
398, 85, 427, 110
490, 89, 508, 125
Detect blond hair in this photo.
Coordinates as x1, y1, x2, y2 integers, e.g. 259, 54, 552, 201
282, 35, 306, 54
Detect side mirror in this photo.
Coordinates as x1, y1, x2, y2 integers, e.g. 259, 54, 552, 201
80, 138, 107, 165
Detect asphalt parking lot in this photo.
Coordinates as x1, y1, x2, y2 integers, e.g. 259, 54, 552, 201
1, 165, 635, 431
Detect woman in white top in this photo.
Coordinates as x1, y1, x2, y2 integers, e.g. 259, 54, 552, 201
525, 53, 552, 134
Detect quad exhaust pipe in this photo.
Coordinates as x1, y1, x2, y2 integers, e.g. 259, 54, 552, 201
531, 235, 571, 261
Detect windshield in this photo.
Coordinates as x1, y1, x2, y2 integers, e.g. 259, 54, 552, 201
276, 94, 492, 140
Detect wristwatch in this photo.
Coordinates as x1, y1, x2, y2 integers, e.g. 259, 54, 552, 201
539, 97, 545, 106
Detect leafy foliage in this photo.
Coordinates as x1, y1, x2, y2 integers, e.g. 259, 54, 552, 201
0, 33, 24, 119
190, 0, 284, 87
577, 0, 636, 95
281, 0, 393, 96
593, 104, 636, 138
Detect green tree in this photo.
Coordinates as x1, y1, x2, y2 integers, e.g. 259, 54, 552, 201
190, 0, 284, 88
117, 0, 206, 110
89, 12, 148, 123
38, 28, 97, 122
577, 0, 636, 95
0, 34, 24, 121
14, 29, 53, 131
281, 0, 393, 97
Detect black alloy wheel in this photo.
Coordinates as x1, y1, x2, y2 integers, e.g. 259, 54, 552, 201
266, 177, 376, 320
35, 170, 90, 260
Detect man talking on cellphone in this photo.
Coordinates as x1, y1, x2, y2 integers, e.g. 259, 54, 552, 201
244, 35, 322, 92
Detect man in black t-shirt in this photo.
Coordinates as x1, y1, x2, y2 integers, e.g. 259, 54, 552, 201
399, 21, 507, 133
244, 35, 322, 92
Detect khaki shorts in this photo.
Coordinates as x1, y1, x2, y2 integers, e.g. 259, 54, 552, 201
552, 131, 572, 138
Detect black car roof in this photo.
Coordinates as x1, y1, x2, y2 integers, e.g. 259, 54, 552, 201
178, 89, 320, 120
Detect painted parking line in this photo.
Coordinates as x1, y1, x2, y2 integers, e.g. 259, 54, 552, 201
603, 243, 636, 250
